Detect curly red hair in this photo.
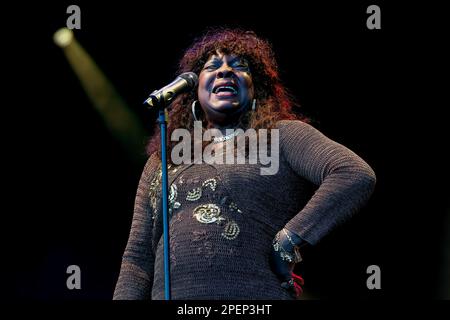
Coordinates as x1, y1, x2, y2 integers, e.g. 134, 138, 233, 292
147, 28, 307, 158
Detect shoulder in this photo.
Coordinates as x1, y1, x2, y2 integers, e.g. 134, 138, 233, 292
276, 120, 324, 140
276, 119, 315, 131
140, 152, 161, 182
145, 152, 161, 169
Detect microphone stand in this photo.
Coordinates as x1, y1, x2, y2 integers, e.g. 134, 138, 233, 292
144, 72, 198, 299
150, 95, 171, 300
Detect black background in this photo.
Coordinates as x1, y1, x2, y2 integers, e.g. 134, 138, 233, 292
3, 1, 448, 301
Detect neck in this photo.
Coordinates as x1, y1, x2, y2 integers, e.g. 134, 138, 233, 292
206, 122, 240, 134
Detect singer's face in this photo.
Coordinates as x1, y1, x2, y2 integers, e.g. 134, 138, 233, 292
198, 52, 254, 126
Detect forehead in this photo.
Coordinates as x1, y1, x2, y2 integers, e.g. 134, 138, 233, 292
206, 51, 244, 61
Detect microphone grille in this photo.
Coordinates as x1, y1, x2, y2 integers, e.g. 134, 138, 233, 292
179, 72, 198, 88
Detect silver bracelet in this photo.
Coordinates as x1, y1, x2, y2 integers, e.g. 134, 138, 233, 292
273, 231, 303, 264
283, 229, 297, 247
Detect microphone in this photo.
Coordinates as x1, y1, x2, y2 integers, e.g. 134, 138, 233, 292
144, 72, 198, 107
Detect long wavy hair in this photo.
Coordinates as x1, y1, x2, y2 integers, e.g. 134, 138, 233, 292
146, 28, 307, 159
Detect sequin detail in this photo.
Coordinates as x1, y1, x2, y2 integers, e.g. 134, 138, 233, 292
148, 166, 162, 220
193, 204, 225, 224
186, 187, 202, 201
202, 178, 217, 191
221, 220, 240, 240
168, 184, 178, 203
229, 202, 243, 213
168, 184, 181, 215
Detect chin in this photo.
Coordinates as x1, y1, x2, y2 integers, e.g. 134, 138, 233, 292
212, 101, 240, 112
213, 107, 241, 116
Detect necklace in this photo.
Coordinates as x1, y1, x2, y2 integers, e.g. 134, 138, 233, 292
213, 130, 240, 144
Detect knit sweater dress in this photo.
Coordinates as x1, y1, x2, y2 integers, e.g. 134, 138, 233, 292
113, 120, 376, 300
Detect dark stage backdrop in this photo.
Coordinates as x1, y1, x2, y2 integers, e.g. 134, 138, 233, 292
4, 1, 448, 301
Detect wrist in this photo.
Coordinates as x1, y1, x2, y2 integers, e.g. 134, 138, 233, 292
273, 228, 304, 263
283, 228, 304, 248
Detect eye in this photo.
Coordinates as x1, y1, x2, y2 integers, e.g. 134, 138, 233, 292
203, 62, 220, 71
233, 62, 250, 71
204, 65, 217, 70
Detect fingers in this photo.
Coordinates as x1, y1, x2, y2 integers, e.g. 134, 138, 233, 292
291, 272, 304, 286
293, 281, 303, 297
281, 278, 303, 298
280, 272, 304, 298
270, 245, 305, 298
270, 250, 293, 280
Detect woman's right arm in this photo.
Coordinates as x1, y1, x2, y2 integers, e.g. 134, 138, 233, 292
113, 154, 159, 300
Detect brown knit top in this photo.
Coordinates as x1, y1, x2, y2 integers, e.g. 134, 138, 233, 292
113, 120, 376, 300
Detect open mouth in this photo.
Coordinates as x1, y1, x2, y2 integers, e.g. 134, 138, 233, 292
212, 83, 238, 96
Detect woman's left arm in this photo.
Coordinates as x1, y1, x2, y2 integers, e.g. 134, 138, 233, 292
270, 120, 376, 297
278, 120, 376, 245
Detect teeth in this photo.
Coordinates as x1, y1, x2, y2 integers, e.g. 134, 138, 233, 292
215, 86, 237, 94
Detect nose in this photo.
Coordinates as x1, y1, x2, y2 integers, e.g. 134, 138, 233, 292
216, 64, 234, 79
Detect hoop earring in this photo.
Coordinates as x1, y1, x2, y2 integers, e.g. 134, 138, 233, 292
252, 99, 257, 111
191, 100, 200, 122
